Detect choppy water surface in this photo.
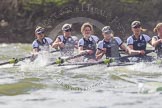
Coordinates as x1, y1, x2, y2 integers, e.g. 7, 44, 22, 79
0, 43, 162, 108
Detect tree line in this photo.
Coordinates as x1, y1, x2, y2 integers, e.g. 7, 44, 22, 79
0, 0, 162, 43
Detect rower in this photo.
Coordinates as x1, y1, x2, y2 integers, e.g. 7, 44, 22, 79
127, 21, 153, 62
32, 26, 53, 53
96, 26, 129, 62
52, 23, 78, 56
31, 26, 53, 61
78, 22, 99, 61
152, 23, 162, 58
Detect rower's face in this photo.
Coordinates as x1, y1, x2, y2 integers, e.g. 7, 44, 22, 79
63, 30, 71, 38
132, 27, 141, 35
35, 33, 45, 39
82, 27, 92, 38
103, 33, 112, 40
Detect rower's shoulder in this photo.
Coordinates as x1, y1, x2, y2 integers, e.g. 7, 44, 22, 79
152, 35, 158, 40
142, 34, 150, 37
44, 37, 53, 41
114, 37, 122, 40
57, 35, 64, 38
32, 39, 38, 44
91, 35, 99, 39
127, 35, 133, 41
91, 35, 99, 42
71, 36, 78, 41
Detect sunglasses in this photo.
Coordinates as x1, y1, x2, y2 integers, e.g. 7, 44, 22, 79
64, 29, 72, 32
37, 32, 44, 35
133, 25, 141, 29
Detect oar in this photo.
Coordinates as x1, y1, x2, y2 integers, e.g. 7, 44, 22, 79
0, 56, 31, 66
119, 49, 154, 53
59, 59, 111, 66
59, 59, 134, 70
0, 49, 60, 66
118, 49, 155, 60
50, 49, 60, 53
46, 52, 88, 66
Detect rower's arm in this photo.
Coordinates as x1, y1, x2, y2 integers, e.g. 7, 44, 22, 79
152, 37, 162, 47
78, 46, 86, 54
33, 48, 39, 53
120, 44, 129, 54
52, 38, 62, 48
128, 45, 143, 55
96, 49, 105, 60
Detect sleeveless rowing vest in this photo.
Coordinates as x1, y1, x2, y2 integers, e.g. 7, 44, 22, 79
103, 38, 119, 58
132, 35, 146, 50
58, 35, 75, 56
36, 38, 50, 51
154, 36, 162, 58
82, 37, 97, 59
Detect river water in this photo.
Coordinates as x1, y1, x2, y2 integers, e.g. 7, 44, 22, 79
0, 43, 162, 108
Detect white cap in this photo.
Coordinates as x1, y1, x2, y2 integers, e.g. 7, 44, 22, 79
102, 26, 113, 34
131, 21, 141, 28
35, 26, 45, 34
62, 23, 72, 31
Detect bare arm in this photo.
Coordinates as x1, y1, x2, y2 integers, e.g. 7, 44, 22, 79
78, 46, 94, 55
96, 49, 105, 60
33, 48, 39, 53
52, 38, 64, 48
120, 43, 129, 54
128, 45, 145, 55
78, 46, 86, 54
152, 37, 162, 47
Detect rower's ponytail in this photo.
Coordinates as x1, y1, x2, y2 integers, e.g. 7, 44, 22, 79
141, 28, 147, 32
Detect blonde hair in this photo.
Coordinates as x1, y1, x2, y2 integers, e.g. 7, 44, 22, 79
141, 28, 147, 32
81, 22, 94, 33
153, 23, 162, 33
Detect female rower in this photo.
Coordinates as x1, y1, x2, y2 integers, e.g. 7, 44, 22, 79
96, 26, 129, 62
152, 23, 162, 58
127, 21, 153, 62
78, 22, 99, 61
52, 23, 78, 56
32, 26, 53, 53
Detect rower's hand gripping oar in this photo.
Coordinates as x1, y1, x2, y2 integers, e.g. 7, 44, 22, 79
46, 52, 89, 66
118, 49, 155, 60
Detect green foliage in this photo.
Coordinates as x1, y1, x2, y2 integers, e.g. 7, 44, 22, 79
27, 0, 70, 6
1, 0, 162, 42
120, 0, 140, 3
